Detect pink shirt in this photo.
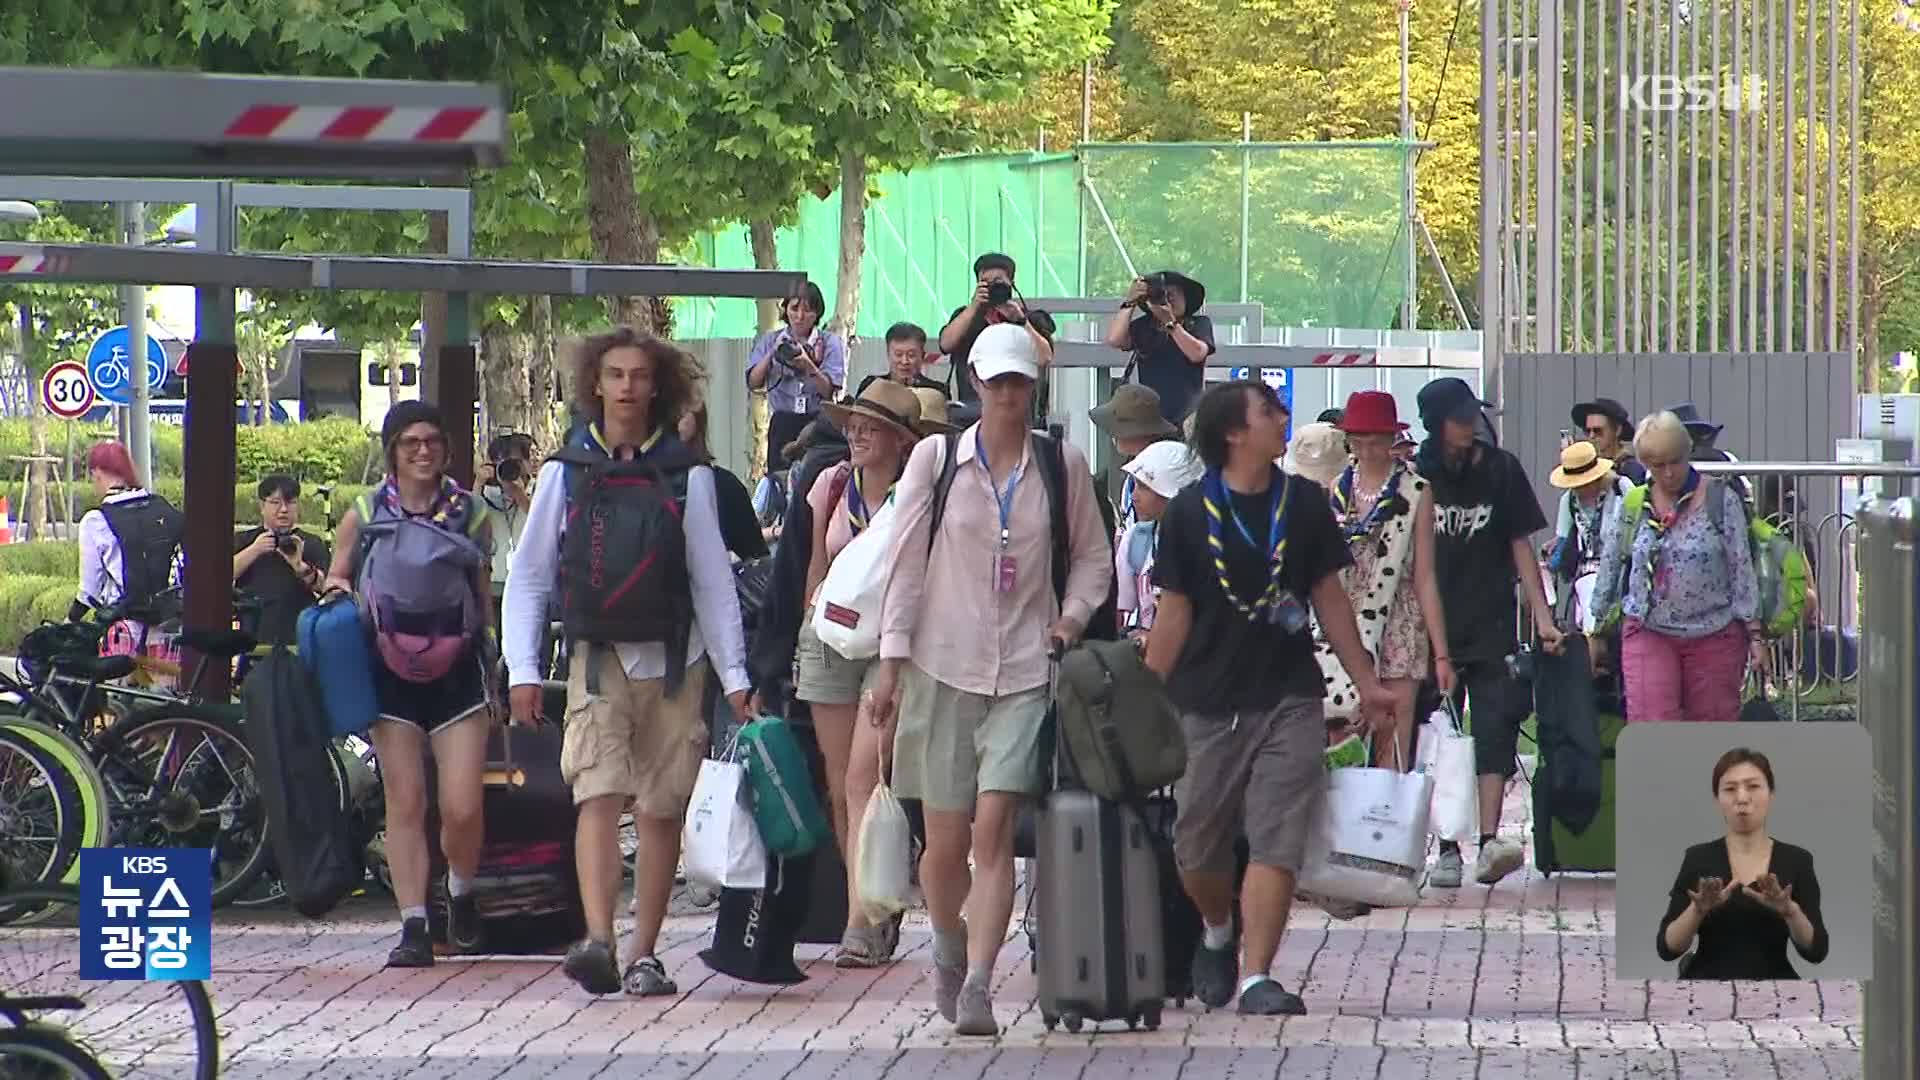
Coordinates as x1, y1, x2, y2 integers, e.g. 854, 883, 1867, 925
879, 426, 1113, 697
808, 463, 860, 562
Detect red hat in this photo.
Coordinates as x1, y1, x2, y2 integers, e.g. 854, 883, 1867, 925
1337, 390, 1408, 435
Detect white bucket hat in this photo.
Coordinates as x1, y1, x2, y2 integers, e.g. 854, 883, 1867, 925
1122, 440, 1205, 499
1284, 421, 1348, 487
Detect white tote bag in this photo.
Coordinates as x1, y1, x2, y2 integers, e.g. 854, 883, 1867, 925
1297, 746, 1434, 908
810, 497, 901, 661
681, 749, 768, 892
1415, 702, 1479, 843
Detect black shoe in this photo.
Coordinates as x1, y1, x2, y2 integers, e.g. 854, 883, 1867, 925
1237, 977, 1307, 1016
1190, 937, 1239, 1010
446, 891, 483, 954
385, 917, 433, 969
562, 939, 622, 995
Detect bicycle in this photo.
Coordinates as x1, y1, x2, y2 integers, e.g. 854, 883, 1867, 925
0, 881, 218, 1080
7, 605, 270, 907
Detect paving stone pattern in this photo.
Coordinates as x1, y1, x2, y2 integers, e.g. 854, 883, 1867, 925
194, 778, 1861, 1077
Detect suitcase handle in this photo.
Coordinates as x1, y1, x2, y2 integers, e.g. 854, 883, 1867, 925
483, 725, 528, 789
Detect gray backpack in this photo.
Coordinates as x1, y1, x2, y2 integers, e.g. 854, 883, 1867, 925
352, 489, 487, 683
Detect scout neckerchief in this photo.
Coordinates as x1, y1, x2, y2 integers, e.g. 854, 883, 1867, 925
1201, 467, 1292, 622
1639, 468, 1702, 604
376, 474, 469, 528
1331, 460, 1406, 542
584, 422, 662, 461
844, 466, 896, 536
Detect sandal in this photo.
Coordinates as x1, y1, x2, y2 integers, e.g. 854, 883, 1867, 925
834, 926, 887, 969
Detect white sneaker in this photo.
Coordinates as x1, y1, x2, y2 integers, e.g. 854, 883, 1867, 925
1474, 837, 1524, 885
1428, 848, 1464, 888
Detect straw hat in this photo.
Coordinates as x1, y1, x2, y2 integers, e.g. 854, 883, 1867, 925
910, 387, 959, 436
1549, 440, 1619, 489
1285, 422, 1348, 487
820, 379, 919, 442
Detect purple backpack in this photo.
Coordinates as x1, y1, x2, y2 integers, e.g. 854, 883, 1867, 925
352, 484, 487, 683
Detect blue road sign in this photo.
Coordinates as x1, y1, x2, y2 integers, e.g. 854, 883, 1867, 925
1227, 366, 1293, 414
85, 326, 168, 407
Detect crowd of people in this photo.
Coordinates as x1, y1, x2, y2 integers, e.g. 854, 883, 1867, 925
54, 250, 1786, 1034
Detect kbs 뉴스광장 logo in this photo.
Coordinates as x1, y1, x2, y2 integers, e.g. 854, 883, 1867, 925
79, 848, 212, 981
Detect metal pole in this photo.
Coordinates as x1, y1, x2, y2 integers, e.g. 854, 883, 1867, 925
1241, 111, 1252, 306
1575, 0, 1587, 349
1846, 0, 1858, 361
1785, 0, 1797, 351
63, 420, 72, 528
1081, 60, 1094, 144
1400, 3, 1417, 332
1825, 0, 1838, 352
1478, 0, 1503, 384
121, 201, 151, 488
1710, 0, 1722, 351
1615, 0, 1627, 350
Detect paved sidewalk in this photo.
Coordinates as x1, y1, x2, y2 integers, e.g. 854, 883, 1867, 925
193, 777, 1861, 1078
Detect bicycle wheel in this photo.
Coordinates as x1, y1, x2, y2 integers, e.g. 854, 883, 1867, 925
96, 705, 268, 908
0, 718, 113, 885
0, 733, 78, 905
0, 883, 218, 1080
0, 1025, 113, 1080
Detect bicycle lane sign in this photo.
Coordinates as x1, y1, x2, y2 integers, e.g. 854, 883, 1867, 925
78, 848, 212, 981
85, 326, 168, 407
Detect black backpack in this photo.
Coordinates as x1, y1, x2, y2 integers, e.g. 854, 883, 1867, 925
99, 493, 185, 617
553, 438, 699, 693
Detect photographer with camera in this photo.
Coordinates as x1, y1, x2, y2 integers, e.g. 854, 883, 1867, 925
1104, 269, 1216, 426
937, 253, 1056, 410
480, 432, 537, 626
748, 281, 846, 476
232, 474, 331, 646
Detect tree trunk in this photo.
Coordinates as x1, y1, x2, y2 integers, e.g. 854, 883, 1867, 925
253, 362, 270, 426
421, 211, 450, 401
830, 150, 868, 342
21, 306, 50, 539
1861, 247, 1884, 393
585, 125, 669, 334
747, 218, 781, 479
529, 294, 561, 449
384, 341, 402, 410
480, 321, 535, 439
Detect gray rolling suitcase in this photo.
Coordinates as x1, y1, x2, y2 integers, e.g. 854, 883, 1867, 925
1032, 786, 1168, 1033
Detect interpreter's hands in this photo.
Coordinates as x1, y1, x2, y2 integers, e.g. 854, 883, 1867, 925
1745, 873, 1798, 918
1433, 656, 1458, 695
508, 684, 544, 727
726, 690, 751, 724
1688, 876, 1739, 916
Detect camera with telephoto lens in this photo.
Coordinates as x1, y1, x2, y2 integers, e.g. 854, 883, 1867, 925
1138, 272, 1170, 309
983, 280, 1014, 307
774, 338, 803, 369
495, 457, 526, 485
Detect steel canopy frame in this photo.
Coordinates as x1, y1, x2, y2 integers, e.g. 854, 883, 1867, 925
0, 67, 506, 182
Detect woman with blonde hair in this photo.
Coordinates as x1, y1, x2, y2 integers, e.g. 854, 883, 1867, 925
1589, 410, 1763, 723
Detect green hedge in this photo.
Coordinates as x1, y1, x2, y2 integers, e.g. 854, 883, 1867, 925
15, 482, 374, 527
0, 540, 78, 577
0, 574, 75, 651
0, 416, 382, 486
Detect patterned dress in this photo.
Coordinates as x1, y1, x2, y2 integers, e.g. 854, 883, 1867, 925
1315, 467, 1431, 716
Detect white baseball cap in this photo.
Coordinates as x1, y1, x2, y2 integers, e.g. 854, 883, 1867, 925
1122, 440, 1205, 499
969, 323, 1040, 382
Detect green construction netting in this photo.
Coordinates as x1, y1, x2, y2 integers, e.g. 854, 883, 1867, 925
675, 142, 1411, 339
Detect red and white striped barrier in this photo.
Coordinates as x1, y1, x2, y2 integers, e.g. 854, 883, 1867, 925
1310, 352, 1374, 366
0, 248, 54, 275
223, 105, 502, 143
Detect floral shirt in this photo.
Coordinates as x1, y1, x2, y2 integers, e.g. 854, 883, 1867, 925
1590, 479, 1758, 639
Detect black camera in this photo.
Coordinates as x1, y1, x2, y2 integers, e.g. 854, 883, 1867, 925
983, 280, 1013, 307
774, 338, 803, 369
1506, 644, 1537, 684
271, 528, 300, 556
496, 457, 526, 485
1140, 272, 1170, 308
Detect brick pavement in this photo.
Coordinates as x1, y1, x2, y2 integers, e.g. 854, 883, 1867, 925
112, 775, 1875, 1077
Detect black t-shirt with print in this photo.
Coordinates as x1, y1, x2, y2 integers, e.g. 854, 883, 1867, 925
1153, 467, 1352, 714
1414, 443, 1548, 662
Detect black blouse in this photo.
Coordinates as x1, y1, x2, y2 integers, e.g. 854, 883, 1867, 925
1656, 837, 1829, 980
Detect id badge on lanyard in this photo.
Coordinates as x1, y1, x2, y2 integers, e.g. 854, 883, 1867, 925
982, 432, 1021, 593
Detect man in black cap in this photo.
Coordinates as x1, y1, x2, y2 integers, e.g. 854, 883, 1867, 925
1413, 376, 1562, 890
1102, 270, 1216, 425
1570, 398, 1647, 484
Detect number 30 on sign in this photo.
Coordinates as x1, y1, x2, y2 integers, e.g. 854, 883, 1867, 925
41, 360, 96, 420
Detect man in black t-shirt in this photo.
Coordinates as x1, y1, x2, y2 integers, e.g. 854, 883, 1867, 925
936, 253, 1056, 411
232, 474, 330, 647
1102, 270, 1216, 425
1147, 379, 1394, 1018
1413, 377, 1563, 891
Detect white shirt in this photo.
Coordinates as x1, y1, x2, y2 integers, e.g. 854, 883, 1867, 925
502, 458, 749, 696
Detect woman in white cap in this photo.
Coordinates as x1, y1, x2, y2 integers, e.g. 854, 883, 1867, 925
799, 378, 924, 969
1115, 440, 1205, 639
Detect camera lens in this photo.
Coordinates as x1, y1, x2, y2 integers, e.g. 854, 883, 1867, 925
985, 281, 1013, 306
775, 339, 800, 366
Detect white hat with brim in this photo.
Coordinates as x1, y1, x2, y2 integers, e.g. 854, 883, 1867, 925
969, 323, 1040, 382
1122, 440, 1205, 499
1284, 422, 1349, 487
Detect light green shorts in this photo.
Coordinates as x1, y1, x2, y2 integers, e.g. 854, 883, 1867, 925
794, 623, 877, 706
890, 663, 1048, 812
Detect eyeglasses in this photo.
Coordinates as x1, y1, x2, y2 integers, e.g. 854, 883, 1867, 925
397, 434, 446, 454
1584, 425, 1611, 437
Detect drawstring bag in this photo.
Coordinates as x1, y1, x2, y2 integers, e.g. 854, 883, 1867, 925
854, 737, 914, 922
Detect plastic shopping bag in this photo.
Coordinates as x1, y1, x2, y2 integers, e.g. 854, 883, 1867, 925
682, 751, 768, 892
1415, 703, 1478, 843
854, 740, 914, 921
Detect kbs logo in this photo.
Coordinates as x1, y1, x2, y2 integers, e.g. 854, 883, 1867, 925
1619, 75, 1765, 113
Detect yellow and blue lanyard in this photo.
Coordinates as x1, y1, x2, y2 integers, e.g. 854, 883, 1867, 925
1331, 462, 1403, 543
1201, 468, 1292, 621
844, 468, 894, 536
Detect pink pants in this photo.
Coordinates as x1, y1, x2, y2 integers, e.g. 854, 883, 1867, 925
1621, 619, 1748, 723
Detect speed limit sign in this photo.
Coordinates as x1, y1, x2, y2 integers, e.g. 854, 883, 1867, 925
41, 360, 96, 420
